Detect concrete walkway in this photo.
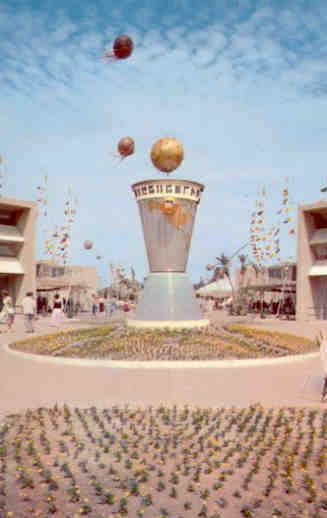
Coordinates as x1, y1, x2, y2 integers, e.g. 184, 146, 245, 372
0, 314, 325, 417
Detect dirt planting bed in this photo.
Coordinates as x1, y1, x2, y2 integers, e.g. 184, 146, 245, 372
0, 404, 326, 517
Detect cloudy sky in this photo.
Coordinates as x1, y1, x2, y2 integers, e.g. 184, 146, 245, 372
1, 0, 327, 284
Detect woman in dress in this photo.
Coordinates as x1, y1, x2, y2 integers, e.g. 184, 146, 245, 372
99, 296, 105, 314
50, 293, 64, 327
0, 290, 15, 331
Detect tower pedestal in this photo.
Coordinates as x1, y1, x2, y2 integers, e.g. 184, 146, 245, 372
127, 178, 208, 330
127, 272, 209, 329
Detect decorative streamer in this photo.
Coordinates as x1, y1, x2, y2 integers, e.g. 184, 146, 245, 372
36, 174, 51, 258
249, 186, 268, 266
249, 184, 286, 265
44, 186, 77, 265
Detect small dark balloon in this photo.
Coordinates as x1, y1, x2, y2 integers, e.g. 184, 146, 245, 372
84, 240, 93, 250
113, 35, 134, 59
117, 137, 135, 158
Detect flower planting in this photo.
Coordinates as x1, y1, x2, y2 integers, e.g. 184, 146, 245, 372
224, 325, 316, 354
0, 404, 326, 517
10, 324, 318, 361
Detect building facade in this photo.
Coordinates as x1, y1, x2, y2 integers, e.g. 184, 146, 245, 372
297, 200, 327, 320
235, 262, 296, 294
0, 197, 37, 309
36, 260, 98, 311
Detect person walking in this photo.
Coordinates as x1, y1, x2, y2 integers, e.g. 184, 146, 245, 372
91, 294, 98, 317
320, 334, 327, 401
50, 294, 64, 327
104, 296, 111, 317
22, 292, 36, 333
109, 298, 117, 317
99, 296, 105, 314
0, 290, 15, 331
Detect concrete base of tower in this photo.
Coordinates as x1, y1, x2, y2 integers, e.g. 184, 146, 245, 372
126, 272, 209, 330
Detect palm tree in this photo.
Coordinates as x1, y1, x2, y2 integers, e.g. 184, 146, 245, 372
216, 253, 235, 298
238, 254, 248, 287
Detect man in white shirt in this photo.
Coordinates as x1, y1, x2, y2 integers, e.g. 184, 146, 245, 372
22, 292, 36, 333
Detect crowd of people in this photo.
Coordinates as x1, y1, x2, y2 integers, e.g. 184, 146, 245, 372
90, 294, 132, 317
0, 290, 37, 333
0, 290, 135, 334
198, 294, 296, 319
247, 296, 296, 318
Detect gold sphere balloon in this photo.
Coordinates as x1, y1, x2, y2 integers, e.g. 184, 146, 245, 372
150, 137, 184, 173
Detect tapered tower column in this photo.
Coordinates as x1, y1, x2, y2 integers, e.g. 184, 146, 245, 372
127, 179, 209, 329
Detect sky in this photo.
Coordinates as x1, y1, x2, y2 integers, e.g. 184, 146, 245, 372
1, 0, 327, 285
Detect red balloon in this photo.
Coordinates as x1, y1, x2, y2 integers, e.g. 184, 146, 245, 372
118, 137, 135, 158
113, 35, 133, 60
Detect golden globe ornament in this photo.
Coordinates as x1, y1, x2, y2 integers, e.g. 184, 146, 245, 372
150, 137, 184, 174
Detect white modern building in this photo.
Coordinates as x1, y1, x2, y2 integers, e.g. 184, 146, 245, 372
297, 200, 327, 320
0, 197, 37, 309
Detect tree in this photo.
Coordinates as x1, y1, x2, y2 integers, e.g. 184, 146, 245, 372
238, 254, 248, 288
216, 253, 235, 298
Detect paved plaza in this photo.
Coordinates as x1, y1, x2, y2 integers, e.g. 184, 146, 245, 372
0, 312, 326, 419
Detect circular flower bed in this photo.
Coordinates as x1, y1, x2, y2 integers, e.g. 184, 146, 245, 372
1, 404, 326, 517
9, 324, 318, 361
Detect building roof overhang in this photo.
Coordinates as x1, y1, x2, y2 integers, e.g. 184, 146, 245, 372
309, 264, 327, 276
0, 257, 24, 274
241, 282, 296, 292
300, 200, 327, 212
0, 197, 37, 210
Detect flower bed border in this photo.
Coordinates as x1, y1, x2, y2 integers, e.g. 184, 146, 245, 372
4, 342, 319, 369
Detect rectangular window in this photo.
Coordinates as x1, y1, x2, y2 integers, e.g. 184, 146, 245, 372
312, 244, 327, 260
0, 209, 22, 225
52, 267, 65, 277
0, 243, 20, 257
268, 268, 282, 279
310, 211, 327, 229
